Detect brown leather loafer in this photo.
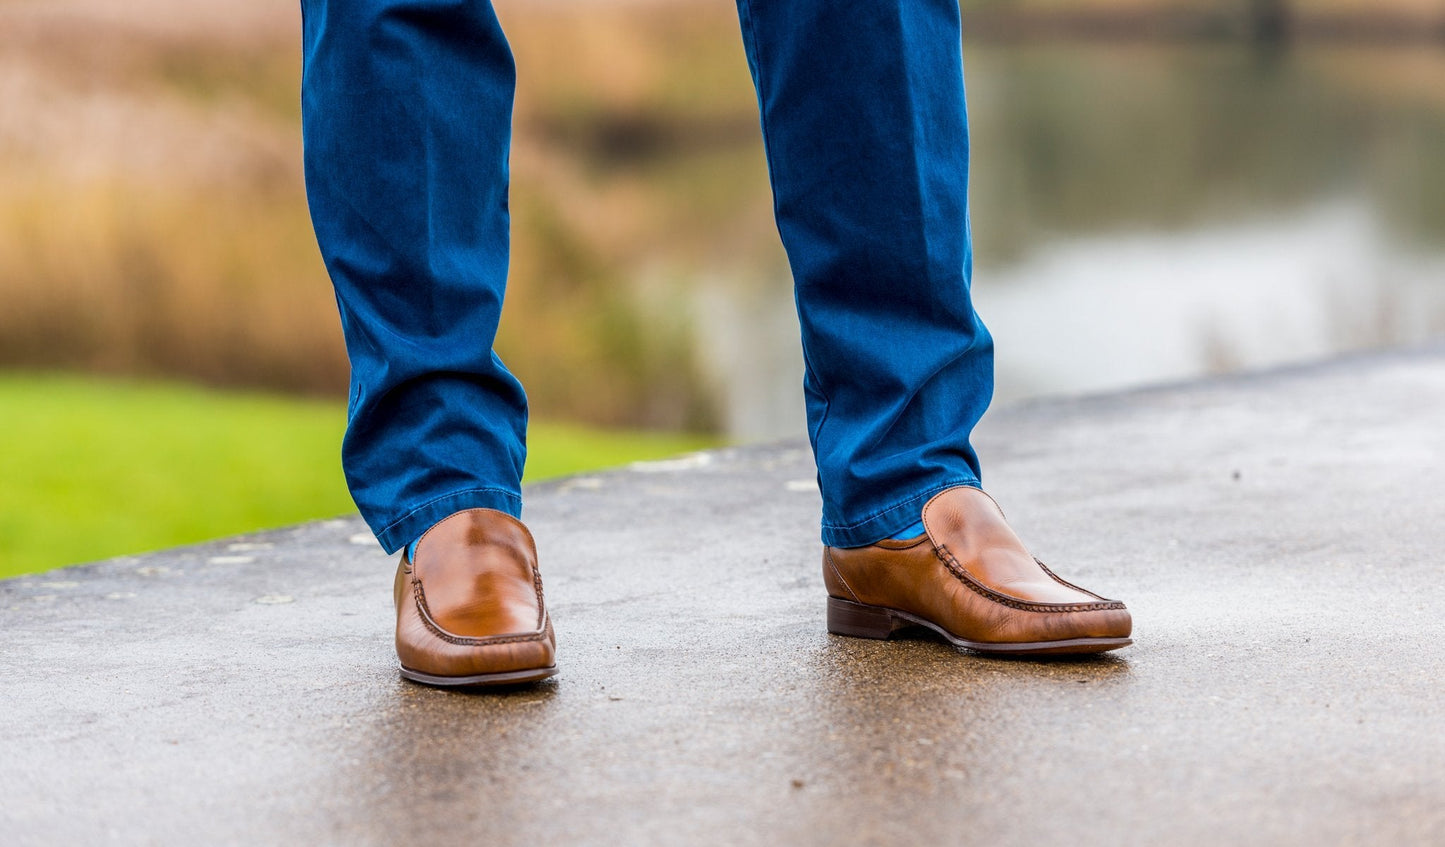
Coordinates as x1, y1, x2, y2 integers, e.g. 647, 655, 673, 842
393, 508, 557, 687
824, 486, 1131, 655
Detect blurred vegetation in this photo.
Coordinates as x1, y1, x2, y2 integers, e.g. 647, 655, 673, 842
0, 0, 762, 431
1, 0, 1443, 431
0, 373, 717, 578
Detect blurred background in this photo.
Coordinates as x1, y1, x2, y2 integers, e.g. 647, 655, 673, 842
2, 0, 1442, 575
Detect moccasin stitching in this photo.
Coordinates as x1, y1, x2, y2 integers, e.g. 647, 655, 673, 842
412, 576, 550, 646
1034, 557, 1118, 604
933, 543, 1126, 613
528, 560, 546, 632
409, 508, 551, 643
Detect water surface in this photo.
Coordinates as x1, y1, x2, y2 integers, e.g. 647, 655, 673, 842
602, 41, 1445, 438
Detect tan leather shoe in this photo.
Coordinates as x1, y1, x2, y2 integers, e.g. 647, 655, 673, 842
393, 508, 557, 686
824, 486, 1131, 655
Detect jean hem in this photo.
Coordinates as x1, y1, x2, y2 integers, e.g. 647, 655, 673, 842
820, 477, 981, 548
372, 487, 523, 554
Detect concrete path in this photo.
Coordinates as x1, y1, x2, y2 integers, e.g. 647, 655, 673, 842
4, 346, 1444, 846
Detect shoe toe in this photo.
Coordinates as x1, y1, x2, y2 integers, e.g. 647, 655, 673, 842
1071, 604, 1132, 641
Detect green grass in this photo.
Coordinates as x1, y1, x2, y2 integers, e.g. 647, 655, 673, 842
0, 373, 718, 578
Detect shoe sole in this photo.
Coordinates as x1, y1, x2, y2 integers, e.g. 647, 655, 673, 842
827, 596, 1131, 656
399, 665, 558, 688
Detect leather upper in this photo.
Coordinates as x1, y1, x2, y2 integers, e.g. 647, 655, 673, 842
824, 486, 1131, 644
394, 508, 556, 677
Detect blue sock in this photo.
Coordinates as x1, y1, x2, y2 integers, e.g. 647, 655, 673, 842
890, 518, 926, 540
405, 536, 420, 562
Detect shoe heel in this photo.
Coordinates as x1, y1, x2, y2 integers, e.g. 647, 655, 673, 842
827, 596, 907, 640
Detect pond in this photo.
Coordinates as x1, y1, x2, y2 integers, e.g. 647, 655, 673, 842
536, 38, 1445, 439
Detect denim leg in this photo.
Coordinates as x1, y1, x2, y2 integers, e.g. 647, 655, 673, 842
301, 0, 526, 554
734, 0, 994, 547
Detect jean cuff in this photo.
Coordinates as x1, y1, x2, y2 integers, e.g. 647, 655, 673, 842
372, 487, 523, 554
820, 478, 981, 548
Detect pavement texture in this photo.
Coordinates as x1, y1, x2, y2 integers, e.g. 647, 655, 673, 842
3, 345, 1444, 846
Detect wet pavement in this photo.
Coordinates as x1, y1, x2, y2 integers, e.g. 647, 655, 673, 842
3, 345, 1444, 846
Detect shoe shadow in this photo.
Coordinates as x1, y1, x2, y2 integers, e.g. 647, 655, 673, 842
819, 626, 1134, 688
395, 673, 564, 699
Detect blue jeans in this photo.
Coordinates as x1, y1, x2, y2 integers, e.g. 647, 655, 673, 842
300, 0, 993, 553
